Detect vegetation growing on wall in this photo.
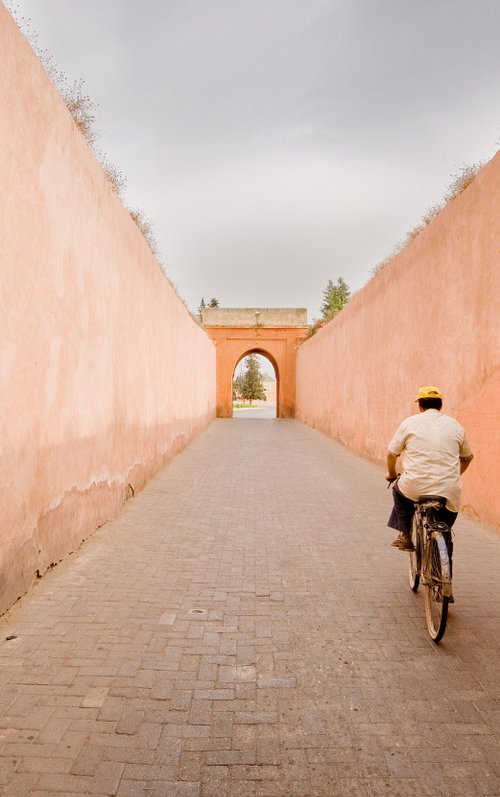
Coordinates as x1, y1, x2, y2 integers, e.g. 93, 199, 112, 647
128, 209, 162, 263
372, 162, 485, 276
6, 3, 173, 284
61, 78, 99, 145
95, 151, 128, 196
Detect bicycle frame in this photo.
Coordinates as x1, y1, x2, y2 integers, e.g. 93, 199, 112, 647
417, 501, 452, 594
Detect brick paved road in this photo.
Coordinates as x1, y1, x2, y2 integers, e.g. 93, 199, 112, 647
1, 419, 499, 797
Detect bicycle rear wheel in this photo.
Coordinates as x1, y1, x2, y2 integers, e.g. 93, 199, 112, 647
408, 515, 420, 592
424, 533, 450, 642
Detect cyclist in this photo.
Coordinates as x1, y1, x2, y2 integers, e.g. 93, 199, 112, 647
386, 386, 473, 551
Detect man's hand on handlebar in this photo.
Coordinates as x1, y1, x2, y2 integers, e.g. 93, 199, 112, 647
386, 452, 399, 486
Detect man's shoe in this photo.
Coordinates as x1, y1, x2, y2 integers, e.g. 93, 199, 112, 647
390, 533, 415, 552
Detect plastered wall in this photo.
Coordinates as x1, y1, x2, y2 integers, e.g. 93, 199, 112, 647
0, 6, 216, 614
296, 153, 500, 529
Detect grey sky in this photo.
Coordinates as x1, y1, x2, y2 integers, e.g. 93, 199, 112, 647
8, 0, 500, 319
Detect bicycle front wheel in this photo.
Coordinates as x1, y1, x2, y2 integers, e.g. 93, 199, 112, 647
424, 533, 451, 642
408, 515, 420, 592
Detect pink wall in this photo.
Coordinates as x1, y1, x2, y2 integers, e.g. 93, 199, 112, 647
0, 7, 216, 614
296, 153, 500, 529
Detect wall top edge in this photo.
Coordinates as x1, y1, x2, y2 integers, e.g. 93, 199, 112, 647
202, 308, 308, 326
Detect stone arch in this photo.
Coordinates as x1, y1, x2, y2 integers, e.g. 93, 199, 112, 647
232, 347, 280, 417
201, 308, 309, 419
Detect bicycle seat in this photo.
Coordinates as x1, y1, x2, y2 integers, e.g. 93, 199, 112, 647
417, 495, 446, 506
428, 521, 450, 532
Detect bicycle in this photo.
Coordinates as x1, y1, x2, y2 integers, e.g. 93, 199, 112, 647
408, 495, 453, 642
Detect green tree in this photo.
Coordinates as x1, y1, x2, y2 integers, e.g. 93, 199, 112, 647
208, 297, 219, 307
197, 297, 206, 320
320, 277, 351, 319
232, 374, 244, 401
240, 354, 266, 404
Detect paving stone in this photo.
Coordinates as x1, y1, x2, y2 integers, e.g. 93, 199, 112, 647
257, 675, 296, 689
15, 757, 71, 774
34, 773, 93, 792
80, 688, 109, 708
90, 761, 125, 794
0, 419, 499, 796
115, 710, 144, 735
152, 784, 200, 797
201, 764, 228, 797
178, 751, 204, 781
116, 780, 149, 797
0, 773, 39, 797
31, 792, 88, 797
123, 763, 177, 781
70, 743, 104, 776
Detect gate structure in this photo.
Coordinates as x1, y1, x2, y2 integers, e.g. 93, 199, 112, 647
202, 307, 309, 418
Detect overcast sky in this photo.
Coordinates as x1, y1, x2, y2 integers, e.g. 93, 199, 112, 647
8, 0, 500, 319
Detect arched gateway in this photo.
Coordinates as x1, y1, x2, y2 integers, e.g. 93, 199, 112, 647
202, 307, 309, 418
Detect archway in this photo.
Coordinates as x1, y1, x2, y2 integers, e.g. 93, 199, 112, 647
201, 307, 309, 419
232, 349, 279, 419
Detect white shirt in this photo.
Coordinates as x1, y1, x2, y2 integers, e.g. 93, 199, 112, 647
388, 409, 472, 512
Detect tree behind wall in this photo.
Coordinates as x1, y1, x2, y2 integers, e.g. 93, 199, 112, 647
197, 297, 206, 320
233, 374, 244, 401
240, 355, 266, 404
320, 277, 351, 319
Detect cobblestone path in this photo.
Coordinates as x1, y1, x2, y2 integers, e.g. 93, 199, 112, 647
1, 419, 499, 797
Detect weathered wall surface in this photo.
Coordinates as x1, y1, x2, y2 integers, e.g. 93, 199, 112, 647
203, 307, 308, 327
0, 6, 216, 614
296, 153, 500, 529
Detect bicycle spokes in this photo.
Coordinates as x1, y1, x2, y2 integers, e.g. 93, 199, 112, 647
424, 534, 450, 642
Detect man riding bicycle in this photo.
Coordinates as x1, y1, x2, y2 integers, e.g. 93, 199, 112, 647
386, 386, 473, 552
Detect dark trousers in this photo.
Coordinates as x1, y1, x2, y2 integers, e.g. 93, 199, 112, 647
388, 483, 456, 577
388, 483, 457, 534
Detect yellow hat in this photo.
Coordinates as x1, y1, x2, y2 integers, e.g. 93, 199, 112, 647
415, 385, 443, 401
